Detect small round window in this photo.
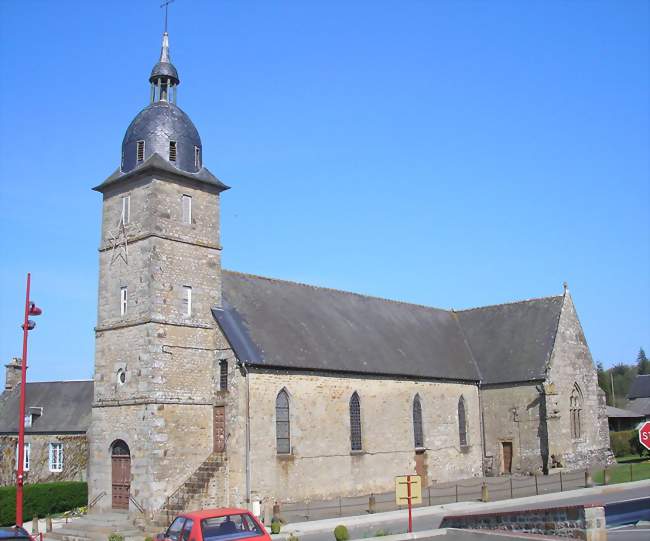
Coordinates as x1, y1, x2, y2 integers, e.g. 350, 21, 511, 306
117, 369, 126, 385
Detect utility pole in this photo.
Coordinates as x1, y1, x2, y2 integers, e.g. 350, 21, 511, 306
610, 371, 616, 407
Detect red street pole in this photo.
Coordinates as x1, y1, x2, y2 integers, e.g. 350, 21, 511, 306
16, 273, 31, 527
407, 475, 413, 533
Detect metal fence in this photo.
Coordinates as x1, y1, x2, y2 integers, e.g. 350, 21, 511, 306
277, 469, 588, 523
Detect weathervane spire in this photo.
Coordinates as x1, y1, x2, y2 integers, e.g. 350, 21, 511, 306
161, 0, 175, 34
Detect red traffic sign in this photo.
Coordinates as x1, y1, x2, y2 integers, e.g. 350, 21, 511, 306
640, 421, 650, 451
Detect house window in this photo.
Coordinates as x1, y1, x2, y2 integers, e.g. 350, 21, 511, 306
350, 392, 362, 451
121, 195, 130, 225
136, 140, 145, 162
570, 383, 583, 439
15, 443, 30, 471
169, 141, 177, 162
276, 389, 290, 454
49, 443, 63, 472
183, 286, 192, 316
458, 396, 468, 448
182, 194, 192, 224
219, 360, 228, 391
413, 394, 424, 449
120, 286, 128, 316
194, 145, 201, 169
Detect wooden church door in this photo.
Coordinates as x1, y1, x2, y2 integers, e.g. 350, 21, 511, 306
111, 440, 131, 510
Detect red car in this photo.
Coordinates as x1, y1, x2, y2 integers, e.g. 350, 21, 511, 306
156, 508, 272, 541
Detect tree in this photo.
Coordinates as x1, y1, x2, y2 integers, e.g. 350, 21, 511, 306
596, 362, 611, 405
637, 348, 649, 375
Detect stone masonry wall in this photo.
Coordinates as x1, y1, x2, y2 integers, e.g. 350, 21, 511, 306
0, 434, 87, 486
89, 172, 223, 515
481, 383, 545, 475
546, 292, 612, 470
243, 371, 482, 504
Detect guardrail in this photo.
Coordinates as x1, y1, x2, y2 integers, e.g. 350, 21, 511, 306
276, 469, 589, 523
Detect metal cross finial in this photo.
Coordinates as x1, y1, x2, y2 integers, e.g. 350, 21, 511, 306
161, 0, 175, 33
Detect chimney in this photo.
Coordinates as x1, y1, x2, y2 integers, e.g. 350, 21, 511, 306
4, 358, 22, 392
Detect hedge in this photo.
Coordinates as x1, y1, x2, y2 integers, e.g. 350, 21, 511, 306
0, 481, 87, 526
609, 429, 637, 457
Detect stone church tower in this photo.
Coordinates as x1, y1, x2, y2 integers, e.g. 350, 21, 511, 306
88, 30, 228, 514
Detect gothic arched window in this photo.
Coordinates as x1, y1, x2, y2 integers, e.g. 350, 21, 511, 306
570, 384, 583, 439
350, 392, 362, 451
276, 389, 290, 454
458, 396, 468, 448
413, 394, 424, 448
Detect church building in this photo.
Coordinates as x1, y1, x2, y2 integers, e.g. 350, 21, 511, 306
1, 28, 611, 521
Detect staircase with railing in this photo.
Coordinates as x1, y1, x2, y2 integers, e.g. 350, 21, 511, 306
157, 452, 226, 524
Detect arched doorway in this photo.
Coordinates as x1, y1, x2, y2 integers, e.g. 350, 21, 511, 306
110, 440, 130, 510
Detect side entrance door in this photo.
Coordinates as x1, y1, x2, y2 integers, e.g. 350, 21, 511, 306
502, 441, 513, 474
214, 406, 226, 452
111, 440, 131, 510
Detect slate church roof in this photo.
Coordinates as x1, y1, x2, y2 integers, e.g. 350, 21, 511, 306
0, 381, 93, 434
215, 270, 566, 385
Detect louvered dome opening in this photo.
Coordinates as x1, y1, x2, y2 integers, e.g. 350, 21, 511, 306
136, 140, 145, 162
169, 141, 177, 162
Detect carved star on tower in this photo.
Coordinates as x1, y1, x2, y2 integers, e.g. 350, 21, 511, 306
109, 218, 128, 266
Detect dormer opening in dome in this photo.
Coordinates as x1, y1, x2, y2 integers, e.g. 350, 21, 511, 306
119, 30, 203, 175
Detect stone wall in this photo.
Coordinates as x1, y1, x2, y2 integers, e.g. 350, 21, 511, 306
0, 434, 87, 486
440, 504, 606, 540
481, 383, 545, 475
241, 370, 482, 504
89, 171, 224, 515
545, 292, 612, 470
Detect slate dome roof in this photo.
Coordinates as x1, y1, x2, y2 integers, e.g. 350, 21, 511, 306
121, 101, 201, 174
150, 60, 179, 84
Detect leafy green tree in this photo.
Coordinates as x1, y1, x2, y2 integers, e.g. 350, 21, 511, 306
637, 348, 649, 375
596, 362, 611, 405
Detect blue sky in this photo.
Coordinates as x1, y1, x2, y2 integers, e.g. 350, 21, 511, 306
0, 0, 647, 382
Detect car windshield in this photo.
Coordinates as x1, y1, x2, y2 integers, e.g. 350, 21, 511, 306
201, 513, 263, 541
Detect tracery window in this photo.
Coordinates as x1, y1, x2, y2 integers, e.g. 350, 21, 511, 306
350, 392, 362, 451
570, 383, 582, 439
458, 395, 467, 448
276, 389, 290, 454
413, 394, 424, 448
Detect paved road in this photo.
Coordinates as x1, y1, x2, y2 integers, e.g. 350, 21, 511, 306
608, 524, 650, 541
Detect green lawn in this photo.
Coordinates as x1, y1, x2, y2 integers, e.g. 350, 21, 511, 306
593, 455, 650, 485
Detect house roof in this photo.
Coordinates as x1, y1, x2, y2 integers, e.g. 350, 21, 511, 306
626, 397, 650, 416
0, 381, 93, 434
628, 374, 650, 399
216, 270, 565, 384
606, 405, 646, 419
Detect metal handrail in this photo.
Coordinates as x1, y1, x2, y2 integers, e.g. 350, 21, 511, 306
129, 494, 145, 514
88, 491, 106, 510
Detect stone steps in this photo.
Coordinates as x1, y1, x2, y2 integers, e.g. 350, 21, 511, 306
44, 512, 143, 541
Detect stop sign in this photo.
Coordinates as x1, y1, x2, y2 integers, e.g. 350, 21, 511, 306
639, 421, 650, 451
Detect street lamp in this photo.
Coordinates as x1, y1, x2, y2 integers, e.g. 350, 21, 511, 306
16, 273, 42, 527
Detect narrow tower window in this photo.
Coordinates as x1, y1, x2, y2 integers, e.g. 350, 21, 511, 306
120, 286, 128, 317
121, 195, 130, 225
183, 285, 192, 316
194, 145, 201, 169
276, 389, 290, 454
219, 360, 228, 391
136, 140, 145, 162
169, 141, 177, 162
413, 394, 424, 449
458, 396, 467, 448
182, 194, 192, 224
350, 392, 362, 451
570, 383, 583, 439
